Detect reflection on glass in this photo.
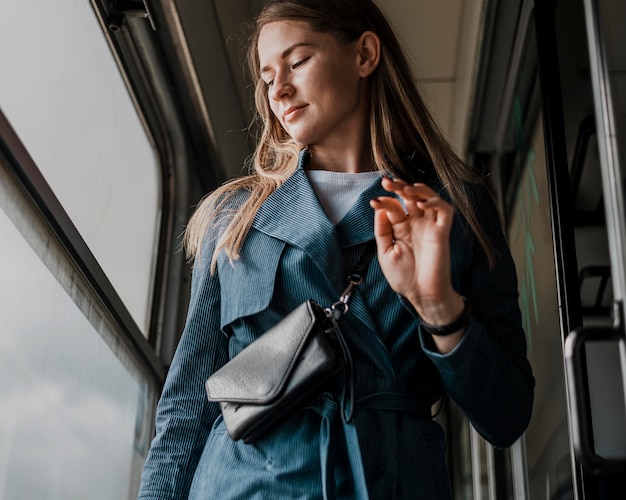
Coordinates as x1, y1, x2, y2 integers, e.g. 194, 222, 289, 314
586, 0, 626, 464
0, 1, 160, 333
0, 191, 155, 499
471, 429, 490, 500
598, 0, 626, 177
449, 406, 473, 500
586, 340, 626, 457
508, 118, 572, 499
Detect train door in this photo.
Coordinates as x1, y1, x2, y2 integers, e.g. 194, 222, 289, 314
531, 0, 626, 497
459, 0, 626, 497
561, 0, 626, 496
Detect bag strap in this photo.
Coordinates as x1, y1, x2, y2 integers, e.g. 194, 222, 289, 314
327, 240, 377, 320
325, 240, 377, 423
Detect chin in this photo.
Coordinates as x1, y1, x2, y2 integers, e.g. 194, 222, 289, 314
285, 129, 320, 147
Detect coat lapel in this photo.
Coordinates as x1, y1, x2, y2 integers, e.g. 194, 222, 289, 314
252, 150, 397, 337
335, 176, 388, 247
252, 150, 344, 287
335, 179, 391, 336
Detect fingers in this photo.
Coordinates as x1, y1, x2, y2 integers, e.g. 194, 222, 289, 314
403, 185, 454, 226
371, 204, 395, 254
379, 177, 454, 226
370, 196, 407, 225
381, 177, 439, 206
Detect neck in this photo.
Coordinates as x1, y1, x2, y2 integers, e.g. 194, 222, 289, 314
306, 143, 374, 173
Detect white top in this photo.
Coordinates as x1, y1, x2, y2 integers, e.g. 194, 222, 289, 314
306, 169, 382, 225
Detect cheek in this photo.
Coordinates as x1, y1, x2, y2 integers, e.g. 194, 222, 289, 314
268, 100, 284, 124
269, 99, 285, 129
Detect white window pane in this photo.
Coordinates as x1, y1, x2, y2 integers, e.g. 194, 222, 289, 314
0, 2, 160, 333
0, 168, 157, 500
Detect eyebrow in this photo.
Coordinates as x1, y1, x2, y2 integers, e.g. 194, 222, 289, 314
260, 42, 314, 75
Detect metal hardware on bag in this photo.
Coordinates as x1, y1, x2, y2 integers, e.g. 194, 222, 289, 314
340, 284, 354, 304
322, 244, 376, 423
326, 303, 346, 321
342, 274, 364, 301
324, 268, 368, 423
328, 272, 367, 320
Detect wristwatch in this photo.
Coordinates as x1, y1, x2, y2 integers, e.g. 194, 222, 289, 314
419, 297, 471, 336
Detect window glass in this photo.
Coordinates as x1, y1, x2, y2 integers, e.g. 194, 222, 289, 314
0, 165, 157, 500
449, 407, 473, 500
0, 1, 160, 333
508, 117, 572, 499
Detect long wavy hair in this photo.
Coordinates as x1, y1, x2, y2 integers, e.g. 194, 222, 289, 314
184, 0, 494, 270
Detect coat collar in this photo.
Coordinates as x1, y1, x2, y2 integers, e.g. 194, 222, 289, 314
252, 149, 388, 283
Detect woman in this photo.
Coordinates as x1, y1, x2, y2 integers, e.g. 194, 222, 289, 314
138, 1, 535, 499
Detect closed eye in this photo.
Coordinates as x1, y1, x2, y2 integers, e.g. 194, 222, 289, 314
292, 57, 309, 69
260, 76, 274, 88
262, 57, 309, 88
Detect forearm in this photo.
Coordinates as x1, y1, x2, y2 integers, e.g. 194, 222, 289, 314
421, 316, 534, 448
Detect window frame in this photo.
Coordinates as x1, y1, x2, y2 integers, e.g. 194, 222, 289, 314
0, 109, 167, 381
0, 1, 207, 381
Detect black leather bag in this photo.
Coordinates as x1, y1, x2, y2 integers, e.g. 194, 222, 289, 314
205, 300, 345, 443
205, 242, 376, 443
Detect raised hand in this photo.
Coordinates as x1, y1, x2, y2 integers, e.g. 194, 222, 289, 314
370, 177, 466, 341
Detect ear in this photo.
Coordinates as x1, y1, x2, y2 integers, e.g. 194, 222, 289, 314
355, 31, 381, 78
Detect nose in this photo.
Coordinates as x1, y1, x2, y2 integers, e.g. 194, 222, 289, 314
269, 71, 293, 101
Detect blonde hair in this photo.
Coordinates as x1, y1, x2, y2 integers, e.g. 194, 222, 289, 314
184, 0, 495, 270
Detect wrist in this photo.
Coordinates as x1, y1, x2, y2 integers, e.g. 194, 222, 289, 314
419, 297, 471, 336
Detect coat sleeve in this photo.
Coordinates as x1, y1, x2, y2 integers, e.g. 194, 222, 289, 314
419, 185, 535, 449
138, 238, 229, 499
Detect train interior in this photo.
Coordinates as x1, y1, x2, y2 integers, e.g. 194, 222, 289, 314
1, 0, 625, 498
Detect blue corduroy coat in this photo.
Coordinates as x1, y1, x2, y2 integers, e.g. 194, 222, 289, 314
138, 152, 534, 500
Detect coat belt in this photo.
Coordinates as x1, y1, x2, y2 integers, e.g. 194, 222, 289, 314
310, 392, 432, 500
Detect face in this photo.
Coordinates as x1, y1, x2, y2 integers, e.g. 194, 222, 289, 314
257, 21, 370, 150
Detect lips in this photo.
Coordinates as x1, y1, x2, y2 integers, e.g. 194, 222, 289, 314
283, 104, 307, 122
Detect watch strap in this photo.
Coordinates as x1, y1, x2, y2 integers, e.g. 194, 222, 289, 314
419, 297, 471, 336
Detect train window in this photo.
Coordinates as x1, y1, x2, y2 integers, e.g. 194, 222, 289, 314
0, 1, 160, 334
509, 115, 573, 498
0, 160, 157, 499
